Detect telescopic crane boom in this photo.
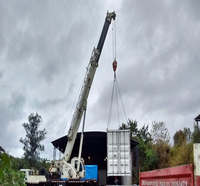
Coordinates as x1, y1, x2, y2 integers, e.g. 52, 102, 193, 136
60, 12, 116, 179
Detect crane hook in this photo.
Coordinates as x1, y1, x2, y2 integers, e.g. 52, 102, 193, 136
112, 59, 117, 72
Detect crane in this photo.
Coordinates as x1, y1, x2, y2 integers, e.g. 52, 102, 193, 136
56, 11, 116, 180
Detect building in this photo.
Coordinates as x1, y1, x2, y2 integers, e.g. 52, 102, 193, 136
0, 146, 5, 154
52, 131, 139, 185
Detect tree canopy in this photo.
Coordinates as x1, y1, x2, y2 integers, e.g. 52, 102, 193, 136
119, 119, 199, 184
20, 113, 47, 167
0, 153, 25, 186
192, 122, 200, 143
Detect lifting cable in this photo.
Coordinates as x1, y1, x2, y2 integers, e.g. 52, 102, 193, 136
107, 21, 128, 130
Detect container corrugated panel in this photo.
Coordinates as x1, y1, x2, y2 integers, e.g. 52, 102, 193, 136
139, 164, 194, 186
107, 130, 131, 176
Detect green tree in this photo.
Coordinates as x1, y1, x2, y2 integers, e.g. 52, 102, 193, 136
192, 122, 200, 143
174, 130, 187, 146
137, 138, 158, 171
183, 128, 192, 143
120, 120, 138, 138
120, 120, 152, 143
169, 143, 193, 166
0, 153, 25, 186
138, 125, 152, 143
20, 113, 47, 167
152, 142, 170, 169
173, 128, 191, 146
150, 122, 170, 168
120, 120, 158, 171
170, 128, 193, 166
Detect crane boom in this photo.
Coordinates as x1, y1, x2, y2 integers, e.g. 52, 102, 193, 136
63, 12, 116, 162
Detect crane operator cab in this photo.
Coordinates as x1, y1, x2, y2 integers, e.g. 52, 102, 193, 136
71, 157, 85, 178
61, 157, 85, 180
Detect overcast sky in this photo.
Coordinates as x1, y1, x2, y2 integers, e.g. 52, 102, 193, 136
0, 0, 200, 159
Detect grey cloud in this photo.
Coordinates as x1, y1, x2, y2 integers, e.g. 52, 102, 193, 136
183, 0, 200, 20
0, 92, 26, 149
87, 0, 200, 132
1, 0, 103, 83
33, 97, 65, 110
0, 0, 109, 157
0, 71, 3, 79
0, 0, 199, 157
33, 85, 74, 110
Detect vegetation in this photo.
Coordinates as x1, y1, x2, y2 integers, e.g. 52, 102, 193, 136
20, 113, 47, 168
0, 111, 199, 185
192, 122, 200, 143
0, 113, 49, 185
120, 119, 200, 184
0, 153, 25, 186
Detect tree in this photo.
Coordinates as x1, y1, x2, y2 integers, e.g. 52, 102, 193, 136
174, 130, 187, 146
120, 120, 138, 137
169, 128, 193, 167
152, 142, 170, 169
169, 143, 193, 167
138, 125, 152, 144
183, 128, 192, 143
151, 121, 170, 144
150, 122, 170, 168
173, 128, 191, 146
192, 122, 200, 143
120, 120, 152, 143
120, 120, 158, 171
0, 153, 25, 186
20, 113, 47, 167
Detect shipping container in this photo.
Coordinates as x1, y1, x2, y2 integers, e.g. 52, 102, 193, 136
140, 164, 194, 186
107, 130, 131, 176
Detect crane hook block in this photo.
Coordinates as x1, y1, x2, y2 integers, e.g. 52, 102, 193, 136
112, 60, 117, 72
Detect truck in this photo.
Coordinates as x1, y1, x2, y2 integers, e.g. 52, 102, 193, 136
48, 11, 116, 184
20, 169, 47, 184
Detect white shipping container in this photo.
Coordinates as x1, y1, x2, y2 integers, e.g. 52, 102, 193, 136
107, 130, 131, 176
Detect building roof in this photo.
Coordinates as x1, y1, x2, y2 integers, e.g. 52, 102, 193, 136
195, 114, 200, 122
51, 131, 138, 169
0, 146, 5, 154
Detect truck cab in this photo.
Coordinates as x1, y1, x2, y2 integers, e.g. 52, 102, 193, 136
20, 169, 47, 184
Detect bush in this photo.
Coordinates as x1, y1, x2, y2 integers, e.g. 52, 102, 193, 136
0, 153, 25, 186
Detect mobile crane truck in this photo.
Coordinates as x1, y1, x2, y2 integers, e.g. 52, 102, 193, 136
46, 11, 116, 186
